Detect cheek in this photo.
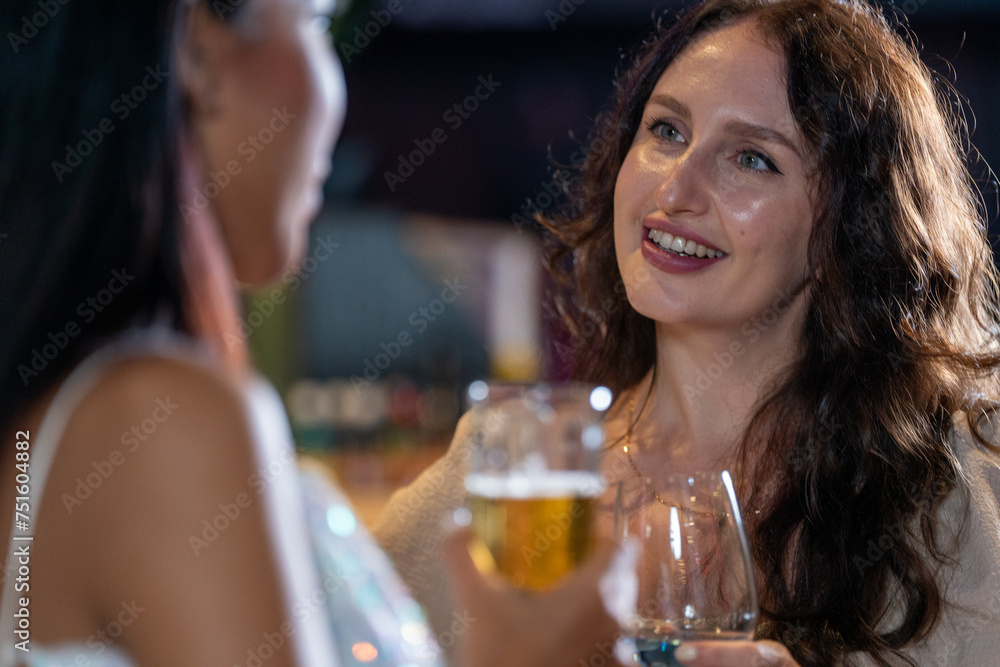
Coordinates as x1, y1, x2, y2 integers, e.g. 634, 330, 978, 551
726, 191, 810, 245
285, 41, 345, 201
613, 179, 635, 276
613, 156, 658, 299
252, 47, 323, 214
774, 202, 814, 262
273, 51, 314, 163
724, 197, 769, 243
733, 200, 813, 289
218, 48, 321, 281
613, 152, 644, 243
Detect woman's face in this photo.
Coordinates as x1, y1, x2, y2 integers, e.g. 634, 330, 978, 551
187, 0, 346, 285
614, 21, 814, 337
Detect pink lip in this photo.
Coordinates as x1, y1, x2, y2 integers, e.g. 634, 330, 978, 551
641, 217, 726, 275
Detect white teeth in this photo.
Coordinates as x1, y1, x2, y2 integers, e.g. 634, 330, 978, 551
647, 229, 723, 258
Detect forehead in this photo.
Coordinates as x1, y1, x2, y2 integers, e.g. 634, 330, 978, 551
648, 21, 797, 130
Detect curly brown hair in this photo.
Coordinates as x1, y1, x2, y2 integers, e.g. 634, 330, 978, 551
542, 0, 1000, 664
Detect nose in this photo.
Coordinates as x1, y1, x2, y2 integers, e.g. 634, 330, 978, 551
653, 149, 710, 218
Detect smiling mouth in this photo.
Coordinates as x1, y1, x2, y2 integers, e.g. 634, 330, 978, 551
647, 229, 726, 259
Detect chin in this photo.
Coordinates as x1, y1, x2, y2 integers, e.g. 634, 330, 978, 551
234, 242, 300, 288
234, 261, 284, 288
234, 201, 317, 287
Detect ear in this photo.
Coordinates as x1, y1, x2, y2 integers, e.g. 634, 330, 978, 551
176, 3, 240, 121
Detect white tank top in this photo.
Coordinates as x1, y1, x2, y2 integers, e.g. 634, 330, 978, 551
0, 329, 442, 667
0, 330, 338, 667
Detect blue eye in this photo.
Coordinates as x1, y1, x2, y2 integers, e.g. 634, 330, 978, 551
736, 149, 780, 174
738, 152, 765, 170
646, 118, 683, 142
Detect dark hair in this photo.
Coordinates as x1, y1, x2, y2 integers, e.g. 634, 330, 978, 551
543, 0, 1000, 663
0, 0, 249, 432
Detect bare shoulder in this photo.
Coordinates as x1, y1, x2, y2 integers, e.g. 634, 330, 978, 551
41, 354, 307, 665
50, 353, 262, 520
72, 353, 251, 447
55, 351, 267, 556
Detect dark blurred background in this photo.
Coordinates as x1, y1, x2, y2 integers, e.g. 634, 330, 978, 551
255, 1, 1000, 506
327, 0, 1000, 221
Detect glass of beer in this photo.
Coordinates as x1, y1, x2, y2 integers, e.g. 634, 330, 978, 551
463, 381, 611, 590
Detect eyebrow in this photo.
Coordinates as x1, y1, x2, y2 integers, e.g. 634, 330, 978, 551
644, 93, 802, 159
724, 120, 802, 159
646, 93, 691, 121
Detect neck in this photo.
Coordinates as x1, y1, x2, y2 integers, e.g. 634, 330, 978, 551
178, 135, 247, 372
628, 295, 808, 472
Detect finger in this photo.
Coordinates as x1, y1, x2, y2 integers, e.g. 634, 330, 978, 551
674, 640, 797, 666
752, 640, 798, 666
562, 537, 619, 583
441, 527, 489, 602
580, 539, 641, 625
548, 538, 638, 643
557, 536, 639, 588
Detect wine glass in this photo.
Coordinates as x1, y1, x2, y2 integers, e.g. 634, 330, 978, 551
611, 471, 758, 666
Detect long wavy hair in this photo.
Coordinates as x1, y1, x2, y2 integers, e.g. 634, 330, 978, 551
0, 0, 252, 435
542, 0, 1000, 663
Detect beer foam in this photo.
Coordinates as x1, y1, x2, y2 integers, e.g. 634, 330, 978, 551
465, 471, 606, 499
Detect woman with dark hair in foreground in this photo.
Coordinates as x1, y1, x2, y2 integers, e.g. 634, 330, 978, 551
376, 1, 1000, 664
0, 1, 631, 665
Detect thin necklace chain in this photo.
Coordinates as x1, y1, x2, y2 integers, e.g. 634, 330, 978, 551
622, 394, 673, 506
621, 393, 758, 516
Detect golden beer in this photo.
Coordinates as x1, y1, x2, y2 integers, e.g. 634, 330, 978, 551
465, 472, 603, 590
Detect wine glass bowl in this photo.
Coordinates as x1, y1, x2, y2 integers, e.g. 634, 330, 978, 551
611, 471, 758, 666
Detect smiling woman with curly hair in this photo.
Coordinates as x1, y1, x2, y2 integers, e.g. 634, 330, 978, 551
377, 1, 1000, 665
